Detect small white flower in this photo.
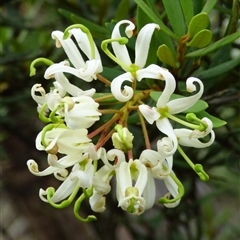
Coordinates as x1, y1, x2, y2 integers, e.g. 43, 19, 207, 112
63, 96, 101, 129
139, 66, 204, 156
39, 161, 94, 203
116, 159, 148, 215
36, 127, 91, 155
140, 148, 172, 179
44, 29, 102, 82
108, 20, 159, 101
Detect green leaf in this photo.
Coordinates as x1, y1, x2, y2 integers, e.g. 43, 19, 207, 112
150, 91, 208, 113
201, 0, 218, 13
186, 29, 212, 48
134, 0, 179, 41
186, 31, 240, 57
188, 12, 209, 37
58, 9, 109, 39
196, 111, 227, 128
115, 0, 130, 21
162, 0, 186, 37
192, 0, 204, 14
194, 57, 240, 79
157, 44, 179, 68
179, 0, 194, 25
224, 0, 240, 36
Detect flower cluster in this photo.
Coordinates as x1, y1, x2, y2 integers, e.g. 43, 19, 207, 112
28, 20, 215, 221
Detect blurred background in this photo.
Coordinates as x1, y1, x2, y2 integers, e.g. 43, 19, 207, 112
1, 0, 239, 240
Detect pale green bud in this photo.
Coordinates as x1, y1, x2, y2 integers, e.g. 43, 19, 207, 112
112, 125, 134, 151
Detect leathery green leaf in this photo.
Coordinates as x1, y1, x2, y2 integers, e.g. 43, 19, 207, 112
157, 44, 179, 68
224, 0, 240, 36
150, 91, 208, 113
187, 29, 212, 48
188, 12, 209, 37
186, 31, 240, 57
134, 0, 179, 41
115, 0, 130, 21
201, 0, 218, 14
180, 0, 194, 25
194, 57, 240, 79
58, 9, 109, 39
196, 111, 227, 128
162, 0, 186, 37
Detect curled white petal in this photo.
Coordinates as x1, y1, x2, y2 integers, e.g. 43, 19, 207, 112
111, 72, 134, 102
174, 128, 215, 148
156, 118, 178, 157
163, 173, 181, 208
51, 30, 86, 69
78, 59, 102, 82
100, 148, 125, 170
53, 61, 96, 97
111, 20, 135, 68
190, 117, 213, 138
31, 84, 46, 106
167, 77, 204, 114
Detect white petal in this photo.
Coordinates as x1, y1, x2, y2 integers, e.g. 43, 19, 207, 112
50, 177, 78, 203
111, 20, 135, 69
116, 160, 132, 202
69, 28, 102, 62
135, 23, 159, 68
142, 170, 156, 210
51, 30, 86, 69
44, 63, 82, 79
174, 128, 215, 148
134, 160, 148, 195
156, 118, 178, 156
89, 190, 106, 212
39, 189, 48, 202
168, 77, 204, 114
54, 63, 95, 97
190, 117, 213, 138
31, 84, 46, 106
78, 59, 103, 82
155, 68, 176, 108
163, 173, 181, 208
139, 105, 160, 124
136, 64, 164, 81
111, 72, 134, 102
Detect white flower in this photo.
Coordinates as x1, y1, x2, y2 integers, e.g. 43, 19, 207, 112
140, 148, 172, 179
46, 61, 96, 97
89, 148, 125, 212
27, 152, 88, 178
63, 96, 101, 129
35, 127, 91, 155
116, 159, 148, 215
108, 20, 159, 101
39, 161, 94, 203
139, 66, 204, 156
44, 29, 102, 82
174, 121, 215, 148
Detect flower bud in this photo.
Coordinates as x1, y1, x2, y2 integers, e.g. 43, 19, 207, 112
112, 125, 133, 151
